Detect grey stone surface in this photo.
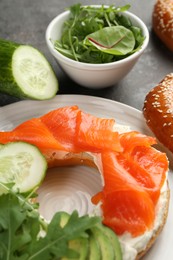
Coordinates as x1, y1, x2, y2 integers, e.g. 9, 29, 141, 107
0, 0, 173, 109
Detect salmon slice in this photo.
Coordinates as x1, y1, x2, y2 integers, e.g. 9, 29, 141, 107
0, 118, 64, 153
100, 151, 146, 193
42, 106, 122, 152
75, 110, 122, 152
0, 105, 122, 154
116, 146, 168, 204
119, 131, 157, 153
131, 145, 168, 189
93, 151, 156, 236
101, 189, 155, 237
92, 131, 168, 237
41, 105, 80, 151
116, 153, 160, 204
118, 131, 168, 203
92, 188, 155, 237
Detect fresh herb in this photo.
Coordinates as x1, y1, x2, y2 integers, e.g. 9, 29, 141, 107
0, 189, 100, 260
54, 3, 145, 64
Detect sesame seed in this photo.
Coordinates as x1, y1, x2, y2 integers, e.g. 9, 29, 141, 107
158, 109, 163, 113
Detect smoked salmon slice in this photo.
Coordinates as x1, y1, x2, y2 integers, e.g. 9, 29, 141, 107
75, 110, 122, 152
117, 132, 168, 204
92, 130, 168, 236
0, 118, 64, 153
0, 105, 122, 154
0, 106, 168, 237
41, 105, 79, 151
101, 188, 155, 237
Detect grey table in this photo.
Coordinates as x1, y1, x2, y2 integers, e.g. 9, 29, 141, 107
1, 0, 173, 109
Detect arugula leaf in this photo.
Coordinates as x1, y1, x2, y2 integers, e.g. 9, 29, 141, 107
27, 211, 99, 260
69, 2, 81, 17
0, 193, 100, 260
0, 193, 40, 260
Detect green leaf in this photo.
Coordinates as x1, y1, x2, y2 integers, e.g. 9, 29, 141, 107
116, 13, 132, 28
116, 4, 131, 12
130, 26, 145, 48
0, 193, 40, 260
0, 192, 100, 260
84, 26, 135, 55
63, 210, 100, 240
27, 211, 100, 260
69, 3, 81, 17
54, 4, 144, 63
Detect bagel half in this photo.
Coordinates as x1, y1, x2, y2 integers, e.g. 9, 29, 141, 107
45, 147, 170, 260
152, 0, 173, 51
143, 73, 173, 154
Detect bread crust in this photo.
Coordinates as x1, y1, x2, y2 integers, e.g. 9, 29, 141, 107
143, 73, 173, 153
152, 0, 173, 51
45, 151, 96, 168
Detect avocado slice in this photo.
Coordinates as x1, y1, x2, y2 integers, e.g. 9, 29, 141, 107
97, 224, 122, 260
59, 212, 89, 260
88, 231, 101, 260
59, 211, 70, 227
91, 226, 115, 260
59, 212, 122, 260
65, 237, 89, 260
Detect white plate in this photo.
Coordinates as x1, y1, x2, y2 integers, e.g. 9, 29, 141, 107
0, 94, 172, 260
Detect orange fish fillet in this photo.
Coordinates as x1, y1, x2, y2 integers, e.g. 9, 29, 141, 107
0, 105, 122, 155
92, 132, 168, 236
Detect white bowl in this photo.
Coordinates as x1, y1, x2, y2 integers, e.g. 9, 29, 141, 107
46, 7, 149, 89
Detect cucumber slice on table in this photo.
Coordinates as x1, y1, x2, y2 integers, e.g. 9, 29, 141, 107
0, 39, 58, 100
0, 142, 47, 194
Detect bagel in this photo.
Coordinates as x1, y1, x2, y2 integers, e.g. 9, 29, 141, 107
0, 106, 170, 260
152, 0, 173, 51
45, 143, 170, 260
33, 140, 170, 260
143, 73, 173, 154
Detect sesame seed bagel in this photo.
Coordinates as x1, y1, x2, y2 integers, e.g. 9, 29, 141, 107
152, 0, 173, 51
143, 73, 173, 153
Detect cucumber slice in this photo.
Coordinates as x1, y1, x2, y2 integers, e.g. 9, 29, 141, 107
0, 39, 58, 100
0, 142, 47, 194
